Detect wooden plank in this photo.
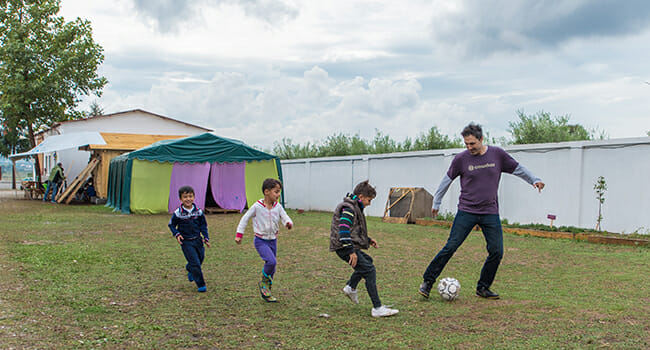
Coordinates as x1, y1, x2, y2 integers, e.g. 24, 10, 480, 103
413, 219, 647, 246
204, 207, 240, 214
56, 158, 99, 204
381, 217, 409, 224
588, 235, 649, 246
414, 219, 453, 228
382, 188, 394, 217
87, 133, 187, 150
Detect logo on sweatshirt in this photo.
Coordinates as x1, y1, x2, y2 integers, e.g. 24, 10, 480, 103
468, 163, 495, 172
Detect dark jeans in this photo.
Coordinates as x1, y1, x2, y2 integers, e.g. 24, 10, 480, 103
43, 181, 60, 202
181, 239, 205, 288
423, 210, 504, 290
336, 249, 381, 308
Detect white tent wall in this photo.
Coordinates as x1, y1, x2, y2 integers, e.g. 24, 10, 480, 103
281, 137, 650, 235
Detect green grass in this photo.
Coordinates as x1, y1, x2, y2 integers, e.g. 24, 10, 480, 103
0, 199, 649, 349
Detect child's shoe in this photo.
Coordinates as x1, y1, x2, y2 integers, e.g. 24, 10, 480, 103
371, 305, 399, 317
197, 286, 207, 293
342, 285, 359, 304
187, 272, 194, 282
259, 274, 277, 302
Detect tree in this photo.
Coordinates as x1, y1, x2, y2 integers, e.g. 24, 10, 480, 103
594, 176, 607, 231
0, 0, 107, 184
371, 129, 397, 154
272, 138, 316, 159
86, 100, 104, 117
272, 126, 463, 159
508, 110, 592, 144
412, 126, 463, 150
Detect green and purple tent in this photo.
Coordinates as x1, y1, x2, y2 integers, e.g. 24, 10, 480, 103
107, 133, 283, 214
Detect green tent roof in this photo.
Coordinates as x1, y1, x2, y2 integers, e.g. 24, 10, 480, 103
125, 133, 277, 163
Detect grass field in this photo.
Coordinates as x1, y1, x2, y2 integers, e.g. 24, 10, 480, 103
0, 197, 648, 349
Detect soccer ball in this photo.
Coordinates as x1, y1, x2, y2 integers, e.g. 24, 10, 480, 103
437, 277, 461, 301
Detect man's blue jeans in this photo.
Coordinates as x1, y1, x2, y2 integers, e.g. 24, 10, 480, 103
423, 210, 504, 290
43, 181, 59, 202
181, 239, 205, 288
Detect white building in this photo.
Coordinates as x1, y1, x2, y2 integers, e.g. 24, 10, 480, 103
37, 109, 212, 185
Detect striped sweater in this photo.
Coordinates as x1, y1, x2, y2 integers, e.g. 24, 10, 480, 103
329, 193, 370, 253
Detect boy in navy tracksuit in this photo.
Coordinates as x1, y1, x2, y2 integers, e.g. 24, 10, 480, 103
168, 186, 211, 292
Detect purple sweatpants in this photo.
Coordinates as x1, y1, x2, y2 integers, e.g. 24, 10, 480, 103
254, 237, 277, 278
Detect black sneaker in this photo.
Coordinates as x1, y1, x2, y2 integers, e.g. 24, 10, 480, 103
476, 286, 500, 299
418, 280, 433, 298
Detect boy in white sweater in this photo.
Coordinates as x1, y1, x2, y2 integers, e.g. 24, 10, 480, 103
235, 178, 293, 302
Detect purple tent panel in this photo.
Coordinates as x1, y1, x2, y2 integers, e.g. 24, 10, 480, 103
210, 162, 246, 212
168, 162, 211, 213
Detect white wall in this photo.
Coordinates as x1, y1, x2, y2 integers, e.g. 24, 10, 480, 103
281, 137, 650, 235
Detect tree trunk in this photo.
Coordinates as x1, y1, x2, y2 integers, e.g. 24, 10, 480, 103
11, 160, 16, 190
27, 124, 42, 184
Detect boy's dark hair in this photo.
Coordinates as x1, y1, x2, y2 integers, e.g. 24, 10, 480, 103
178, 185, 195, 197
353, 180, 376, 198
461, 123, 483, 140
262, 178, 282, 192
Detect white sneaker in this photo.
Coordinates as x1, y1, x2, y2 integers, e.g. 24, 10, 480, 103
371, 305, 399, 317
342, 285, 359, 304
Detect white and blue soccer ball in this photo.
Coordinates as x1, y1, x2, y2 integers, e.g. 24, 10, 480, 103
437, 277, 461, 301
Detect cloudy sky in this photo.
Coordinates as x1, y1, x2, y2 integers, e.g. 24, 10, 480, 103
59, 0, 650, 149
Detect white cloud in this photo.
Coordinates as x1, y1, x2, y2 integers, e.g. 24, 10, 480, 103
62, 0, 650, 149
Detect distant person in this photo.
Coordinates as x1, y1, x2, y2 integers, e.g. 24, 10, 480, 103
168, 186, 211, 293
75, 178, 96, 202
85, 181, 96, 199
235, 178, 293, 302
43, 163, 64, 203
330, 180, 399, 317
418, 123, 545, 300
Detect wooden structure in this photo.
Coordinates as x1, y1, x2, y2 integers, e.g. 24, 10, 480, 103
79, 133, 187, 199
22, 180, 44, 200
204, 208, 240, 214
56, 158, 100, 204
382, 187, 433, 224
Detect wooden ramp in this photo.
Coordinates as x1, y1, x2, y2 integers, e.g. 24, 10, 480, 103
56, 158, 100, 204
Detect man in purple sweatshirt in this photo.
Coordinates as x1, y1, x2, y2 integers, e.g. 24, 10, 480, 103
418, 123, 545, 300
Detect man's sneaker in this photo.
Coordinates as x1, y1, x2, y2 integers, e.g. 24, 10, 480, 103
197, 286, 207, 293
418, 280, 433, 298
342, 285, 359, 304
187, 272, 194, 282
476, 286, 499, 299
371, 305, 399, 317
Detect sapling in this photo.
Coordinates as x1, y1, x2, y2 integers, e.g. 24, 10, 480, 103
594, 176, 607, 231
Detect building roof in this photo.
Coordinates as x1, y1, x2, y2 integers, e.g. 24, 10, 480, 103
81, 133, 189, 151
37, 109, 212, 136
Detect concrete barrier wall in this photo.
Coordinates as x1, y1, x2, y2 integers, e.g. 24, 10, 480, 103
281, 137, 650, 235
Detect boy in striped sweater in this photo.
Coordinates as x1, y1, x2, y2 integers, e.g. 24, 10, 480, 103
329, 180, 399, 317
